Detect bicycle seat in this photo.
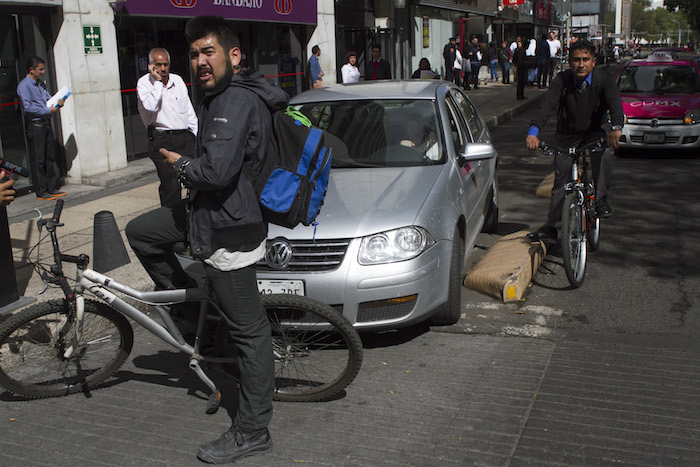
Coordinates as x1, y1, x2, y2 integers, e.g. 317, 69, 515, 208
173, 242, 207, 283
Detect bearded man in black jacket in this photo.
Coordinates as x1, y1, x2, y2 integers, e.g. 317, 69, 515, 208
126, 16, 289, 464
525, 40, 624, 242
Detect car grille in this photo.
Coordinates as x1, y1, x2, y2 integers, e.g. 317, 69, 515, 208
630, 135, 680, 144
256, 238, 351, 272
627, 117, 684, 126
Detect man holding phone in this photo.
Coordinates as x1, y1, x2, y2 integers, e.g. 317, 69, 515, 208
137, 48, 198, 207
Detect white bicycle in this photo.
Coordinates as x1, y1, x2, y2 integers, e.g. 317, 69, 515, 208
0, 200, 363, 411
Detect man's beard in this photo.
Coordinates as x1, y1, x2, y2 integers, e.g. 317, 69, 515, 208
210, 58, 235, 95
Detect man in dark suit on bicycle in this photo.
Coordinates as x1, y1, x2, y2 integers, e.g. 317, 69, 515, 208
525, 39, 624, 242
126, 16, 289, 464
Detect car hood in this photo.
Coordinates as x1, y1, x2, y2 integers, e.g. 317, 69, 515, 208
268, 165, 444, 240
621, 93, 700, 118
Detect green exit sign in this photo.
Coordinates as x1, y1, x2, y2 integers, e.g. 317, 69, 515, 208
83, 25, 102, 54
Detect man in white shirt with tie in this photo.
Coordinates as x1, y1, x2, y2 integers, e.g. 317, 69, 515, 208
137, 48, 198, 207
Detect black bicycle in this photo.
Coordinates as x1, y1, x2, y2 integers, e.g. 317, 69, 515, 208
539, 139, 604, 288
0, 199, 363, 408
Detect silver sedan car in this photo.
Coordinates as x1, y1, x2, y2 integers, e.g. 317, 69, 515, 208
256, 80, 498, 330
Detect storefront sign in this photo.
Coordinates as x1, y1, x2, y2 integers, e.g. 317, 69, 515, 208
115, 0, 316, 25
422, 17, 429, 49
83, 26, 103, 55
503, 0, 525, 5
4, 0, 62, 5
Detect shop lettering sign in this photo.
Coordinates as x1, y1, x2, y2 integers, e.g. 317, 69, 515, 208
115, 0, 314, 24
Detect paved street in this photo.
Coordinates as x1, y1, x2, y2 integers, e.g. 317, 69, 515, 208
3, 76, 700, 465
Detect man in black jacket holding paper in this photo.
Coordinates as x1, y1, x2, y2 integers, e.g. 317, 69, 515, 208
525, 40, 624, 242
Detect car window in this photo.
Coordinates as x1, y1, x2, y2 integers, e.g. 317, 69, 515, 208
450, 89, 483, 141
444, 96, 469, 153
294, 99, 445, 168
618, 64, 700, 94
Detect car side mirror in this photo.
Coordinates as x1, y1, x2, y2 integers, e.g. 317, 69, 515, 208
459, 143, 496, 165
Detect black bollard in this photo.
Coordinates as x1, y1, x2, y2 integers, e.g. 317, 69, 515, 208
92, 210, 130, 273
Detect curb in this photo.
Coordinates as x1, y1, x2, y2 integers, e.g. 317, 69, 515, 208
463, 230, 547, 302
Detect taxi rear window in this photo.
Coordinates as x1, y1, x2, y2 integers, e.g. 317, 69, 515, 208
618, 64, 700, 94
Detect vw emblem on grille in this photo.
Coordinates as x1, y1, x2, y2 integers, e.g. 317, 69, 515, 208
265, 238, 293, 269
650, 119, 661, 128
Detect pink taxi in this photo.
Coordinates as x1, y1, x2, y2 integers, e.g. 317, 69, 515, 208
616, 51, 700, 149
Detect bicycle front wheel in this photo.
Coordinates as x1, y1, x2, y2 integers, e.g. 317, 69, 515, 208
215, 294, 363, 402
0, 299, 133, 399
560, 192, 588, 288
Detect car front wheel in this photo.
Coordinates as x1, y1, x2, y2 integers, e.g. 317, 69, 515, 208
428, 226, 463, 325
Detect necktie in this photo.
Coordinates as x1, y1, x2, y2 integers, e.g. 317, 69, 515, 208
577, 80, 588, 93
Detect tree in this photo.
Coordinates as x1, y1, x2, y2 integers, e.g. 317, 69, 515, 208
664, 0, 699, 44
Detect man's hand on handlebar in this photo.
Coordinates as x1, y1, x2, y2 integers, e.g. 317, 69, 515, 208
607, 129, 622, 149
526, 135, 540, 151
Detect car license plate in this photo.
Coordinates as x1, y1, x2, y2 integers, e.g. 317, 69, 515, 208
257, 279, 305, 295
643, 132, 665, 143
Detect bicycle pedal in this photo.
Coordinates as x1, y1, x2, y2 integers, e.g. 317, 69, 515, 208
206, 390, 222, 415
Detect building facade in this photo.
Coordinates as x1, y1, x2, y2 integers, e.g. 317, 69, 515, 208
0, 0, 561, 192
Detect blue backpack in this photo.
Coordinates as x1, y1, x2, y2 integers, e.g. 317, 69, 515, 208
248, 106, 332, 229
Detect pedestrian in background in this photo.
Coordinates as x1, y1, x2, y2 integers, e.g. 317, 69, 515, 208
547, 31, 562, 85
467, 36, 481, 89
341, 51, 360, 84
513, 38, 529, 100
526, 38, 538, 85
442, 37, 457, 83
365, 44, 391, 80
536, 33, 550, 88
488, 42, 499, 82
412, 58, 438, 79
16, 56, 66, 201
498, 41, 512, 84
309, 45, 324, 88
453, 46, 464, 87
137, 47, 197, 207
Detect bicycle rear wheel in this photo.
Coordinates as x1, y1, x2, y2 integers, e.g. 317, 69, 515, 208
586, 181, 601, 252
215, 294, 363, 402
0, 299, 133, 399
560, 192, 588, 288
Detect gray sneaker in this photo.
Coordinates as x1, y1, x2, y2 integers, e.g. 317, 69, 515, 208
197, 426, 272, 464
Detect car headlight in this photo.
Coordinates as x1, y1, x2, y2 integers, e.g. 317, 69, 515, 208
685, 109, 700, 125
358, 226, 435, 265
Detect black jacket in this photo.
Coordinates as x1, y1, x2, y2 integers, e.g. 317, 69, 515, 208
365, 58, 392, 80
174, 70, 289, 257
530, 68, 624, 144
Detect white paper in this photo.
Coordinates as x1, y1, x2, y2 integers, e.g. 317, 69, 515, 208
46, 86, 71, 108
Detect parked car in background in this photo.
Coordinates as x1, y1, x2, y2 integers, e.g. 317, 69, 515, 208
256, 80, 499, 330
616, 51, 700, 150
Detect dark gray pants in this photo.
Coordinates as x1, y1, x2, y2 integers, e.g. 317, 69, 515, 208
547, 145, 614, 228
148, 131, 195, 207
26, 120, 57, 196
125, 202, 274, 430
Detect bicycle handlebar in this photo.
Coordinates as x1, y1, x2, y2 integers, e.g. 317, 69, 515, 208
52, 198, 64, 224
538, 138, 605, 156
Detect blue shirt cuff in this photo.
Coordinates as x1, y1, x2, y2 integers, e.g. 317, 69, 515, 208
528, 126, 539, 137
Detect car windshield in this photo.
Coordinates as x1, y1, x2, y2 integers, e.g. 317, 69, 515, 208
293, 99, 445, 168
618, 64, 700, 94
